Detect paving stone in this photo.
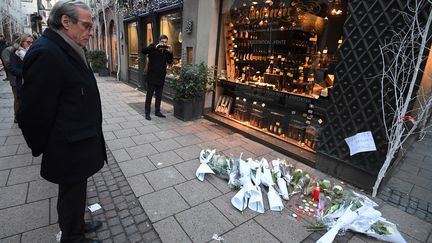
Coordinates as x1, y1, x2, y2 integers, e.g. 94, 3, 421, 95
103, 131, 116, 141
153, 216, 192, 243
106, 137, 137, 150
176, 201, 233, 242
126, 174, 154, 197
21, 224, 59, 243
105, 117, 128, 125
138, 187, 189, 222
386, 177, 414, 194
0, 234, 20, 243
206, 174, 232, 194
119, 120, 143, 129
194, 131, 222, 142
119, 156, 156, 177
419, 201, 428, 211
27, 179, 58, 202
0, 154, 33, 170
113, 128, 140, 139
125, 144, 158, 159
152, 138, 182, 153
173, 134, 202, 146
175, 179, 222, 206
4, 135, 26, 145
143, 230, 159, 242
211, 191, 258, 226
380, 204, 432, 242
411, 186, 432, 204
174, 159, 199, 180
222, 147, 257, 161
0, 200, 50, 238
407, 207, 416, 214
148, 151, 184, 168
136, 125, 161, 134
215, 135, 247, 148
174, 145, 202, 161
153, 130, 181, 140
175, 125, 199, 136
415, 210, 426, 219
0, 170, 9, 187
155, 122, 180, 130
198, 140, 229, 152
0, 144, 18, 157
255, 210, 310, 242
145, 166, 186, 191
220, 219, 279, 242
111, 149, 131, 162
102, 123, 122, 132
50, 198, 58, 224
131, 133, 160, 145
7, 165, 42, 185
0, 183, 27, 209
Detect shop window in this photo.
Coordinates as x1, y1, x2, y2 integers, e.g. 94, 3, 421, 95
128, 22, 139, 70
215, 0, 348, 152
160, 11, 182, 75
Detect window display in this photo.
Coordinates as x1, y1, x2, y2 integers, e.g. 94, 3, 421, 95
160, 11, 183, 75
215, 0, 348, 152
128, 22, 139, 70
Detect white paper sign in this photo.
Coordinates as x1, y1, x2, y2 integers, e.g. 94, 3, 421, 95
88, 203, 102, 212
345, 131, 377, 156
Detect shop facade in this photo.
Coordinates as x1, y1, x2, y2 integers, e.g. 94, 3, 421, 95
118, 0, 432, 191
119, 0, 183, 99
208, 0, 432, 190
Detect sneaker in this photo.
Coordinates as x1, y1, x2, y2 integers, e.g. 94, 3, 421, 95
145, 114, 151, 120
155, 112, 166, 118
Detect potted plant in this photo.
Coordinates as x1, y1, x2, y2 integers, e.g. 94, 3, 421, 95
87, 49, 109, 76
168, 62, 215, 121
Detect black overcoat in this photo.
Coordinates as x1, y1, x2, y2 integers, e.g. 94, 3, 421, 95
142, 44, 173, 86
18, 28, 107, 184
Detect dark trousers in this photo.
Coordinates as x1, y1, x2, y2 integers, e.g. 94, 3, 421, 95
145, 83, 163, 115
58, 180, 87, 243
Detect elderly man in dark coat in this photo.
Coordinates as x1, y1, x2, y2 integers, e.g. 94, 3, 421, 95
17, 0, 106, 242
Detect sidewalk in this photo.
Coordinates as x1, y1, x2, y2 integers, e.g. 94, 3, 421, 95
0, 73, 431, 242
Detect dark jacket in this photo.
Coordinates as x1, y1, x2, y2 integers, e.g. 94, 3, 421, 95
1, 46, 17, 85
17, 28, 107, 184
9, 52, 23, 92
142, 44, 173, 86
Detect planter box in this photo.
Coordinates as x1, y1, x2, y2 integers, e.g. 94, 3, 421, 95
173, 97, 204, 121
98, 68, 110, 77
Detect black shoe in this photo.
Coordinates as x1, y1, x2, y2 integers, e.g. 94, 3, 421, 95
145, 114, 151, 120
84, 221, 102, 233
81, 238, 102, 243
155, 112, 166, 118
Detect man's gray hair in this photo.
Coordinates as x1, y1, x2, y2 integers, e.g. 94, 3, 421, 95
48, 0, 91, 30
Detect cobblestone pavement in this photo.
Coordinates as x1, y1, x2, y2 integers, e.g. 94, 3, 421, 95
1, 73, 432, 242
379, 126, 432, 224
85, 149, 161, 243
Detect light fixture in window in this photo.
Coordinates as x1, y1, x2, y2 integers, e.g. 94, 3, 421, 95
178, 31, 182, 43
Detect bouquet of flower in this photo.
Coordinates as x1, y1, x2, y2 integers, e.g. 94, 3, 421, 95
196, 149, 216, 181
231, 155, 264, 213
208, 154, 233, 180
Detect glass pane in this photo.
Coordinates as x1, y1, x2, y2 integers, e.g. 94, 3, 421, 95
160, 11, 183, 75
128, 22, 139, 69
146, 23, 153, 46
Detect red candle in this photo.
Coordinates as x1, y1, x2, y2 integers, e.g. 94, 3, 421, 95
313, 187, 320, 201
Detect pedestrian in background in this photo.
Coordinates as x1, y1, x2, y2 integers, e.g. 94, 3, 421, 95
142, 34, 173, 120
9, 33, 33, 112
1, 34, 21, 122
17, 0, 106, 242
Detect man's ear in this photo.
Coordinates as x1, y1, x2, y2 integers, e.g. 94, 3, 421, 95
60, 15, 71, 30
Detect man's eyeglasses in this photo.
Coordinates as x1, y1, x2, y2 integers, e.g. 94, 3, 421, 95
69, 16, 93, 31
77, 19, 93, 31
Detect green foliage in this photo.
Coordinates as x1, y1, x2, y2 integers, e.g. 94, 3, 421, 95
168, 63, 215, 100
87, 49, 107, 72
